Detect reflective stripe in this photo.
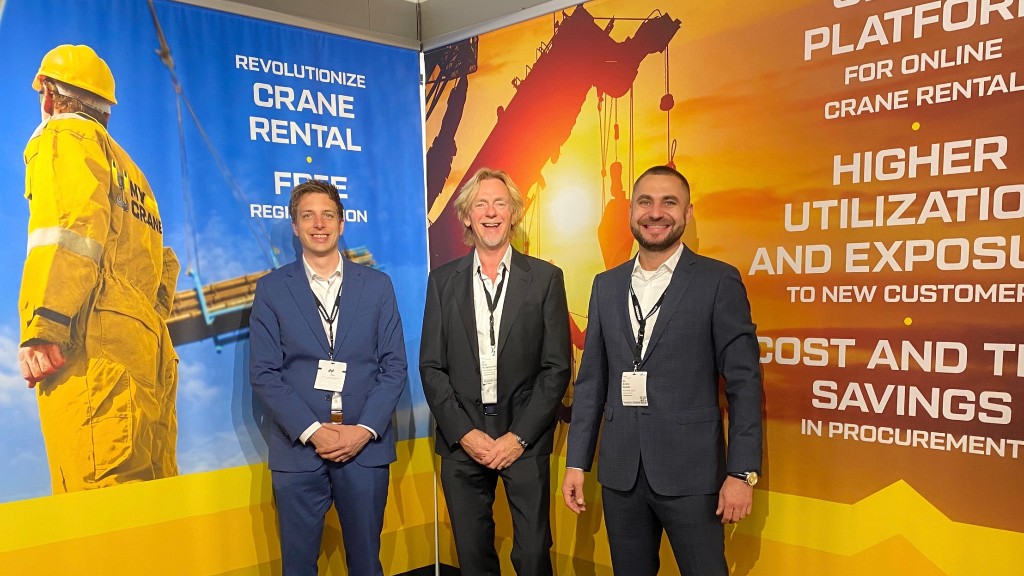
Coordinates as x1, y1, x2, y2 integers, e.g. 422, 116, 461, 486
35, 307, 72, 327
27, 226, 102, 263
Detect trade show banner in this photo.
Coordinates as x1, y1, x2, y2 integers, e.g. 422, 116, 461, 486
424, 1, 1023, 574
0, 0, 431, 573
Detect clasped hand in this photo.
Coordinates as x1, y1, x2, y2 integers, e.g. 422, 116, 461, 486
310, 424, 372, 463
459, 429, 524, 470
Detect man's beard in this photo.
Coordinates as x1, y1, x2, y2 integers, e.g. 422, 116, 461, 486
630, 220, 684, 253
478, 234, 507, 249
476, 227, 510, 250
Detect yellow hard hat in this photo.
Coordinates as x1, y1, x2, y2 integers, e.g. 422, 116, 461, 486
32, 44, 117, 105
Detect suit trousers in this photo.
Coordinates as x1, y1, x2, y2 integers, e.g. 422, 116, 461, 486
440, 449, 553, 576
272, 461, 389, 576
602, 458, 727, 576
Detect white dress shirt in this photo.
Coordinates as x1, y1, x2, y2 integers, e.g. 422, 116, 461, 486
473, 246, 512, 404
297, 254, 377, 444
629, 243, 685, 361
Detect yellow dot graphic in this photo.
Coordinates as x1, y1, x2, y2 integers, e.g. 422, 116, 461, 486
306, 156, 313, 163
911, 122, 921, 131
904, 317, 913, 326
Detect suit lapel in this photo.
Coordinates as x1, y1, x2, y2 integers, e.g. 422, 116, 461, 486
333, 258, 364, 355
642, 247, 697, 363
615, 258, 638, 353
497, 249, 531, 357
454, 254, 480, 364
284, 260, 332, 357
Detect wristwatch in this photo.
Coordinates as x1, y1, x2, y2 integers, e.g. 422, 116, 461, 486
513, 434, 529, 449
728, 471, 759, 487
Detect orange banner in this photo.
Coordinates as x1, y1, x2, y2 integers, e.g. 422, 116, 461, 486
424, 1, 1024, 573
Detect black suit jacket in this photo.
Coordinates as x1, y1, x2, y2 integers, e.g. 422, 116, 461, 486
566, 248, 762, 495
420, 248, 571, 461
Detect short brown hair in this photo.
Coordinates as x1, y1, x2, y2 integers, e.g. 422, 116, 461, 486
453, 167, 524, 246
633, 165, 690, 196
42, 78, 110, 127
288, 179, 344, 222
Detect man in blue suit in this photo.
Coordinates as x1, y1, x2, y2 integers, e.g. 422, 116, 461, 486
562, 166, 762, 576
249, 180, 408, 576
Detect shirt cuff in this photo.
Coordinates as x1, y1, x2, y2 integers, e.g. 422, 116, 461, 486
299, 421, 322, 444
566, 467, 584, 471
357, 424, 378, 440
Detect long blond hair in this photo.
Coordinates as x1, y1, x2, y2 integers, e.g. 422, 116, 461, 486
453, 167, 525, 246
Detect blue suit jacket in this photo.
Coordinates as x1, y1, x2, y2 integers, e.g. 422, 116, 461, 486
248, 257, 408, 472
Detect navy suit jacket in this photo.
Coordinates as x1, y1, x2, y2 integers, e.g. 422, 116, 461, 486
249, 257, 408, 472
566, 247, 762, 496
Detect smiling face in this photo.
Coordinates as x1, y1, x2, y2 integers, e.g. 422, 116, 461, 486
292, 192, 344, 259
462, 177, 514, 253
629, 173, 694, 255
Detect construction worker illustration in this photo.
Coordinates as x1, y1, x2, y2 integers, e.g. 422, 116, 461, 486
17, 44, 181, 493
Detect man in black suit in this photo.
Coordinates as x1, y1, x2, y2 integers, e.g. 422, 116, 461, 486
421, 167, 571, 576
562, 165, 763, 576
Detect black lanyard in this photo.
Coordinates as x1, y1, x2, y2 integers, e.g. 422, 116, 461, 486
314, 288, 342, 360
629, 283, 667, 370
478, 265, 506, 353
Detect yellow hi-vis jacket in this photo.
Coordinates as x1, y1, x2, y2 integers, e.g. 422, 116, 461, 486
20, 111, 180, 493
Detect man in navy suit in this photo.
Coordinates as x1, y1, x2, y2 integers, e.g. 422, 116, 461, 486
421, 168, 571, 575
249, 180, 408, 576
562, 166, 762, 576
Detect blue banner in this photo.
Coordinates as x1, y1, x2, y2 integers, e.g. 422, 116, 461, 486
0, 0, 428, 502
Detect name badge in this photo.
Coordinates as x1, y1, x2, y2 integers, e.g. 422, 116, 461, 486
621, 371, 648, 406
481, 354, 498, 405
314, 360, 347, 392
